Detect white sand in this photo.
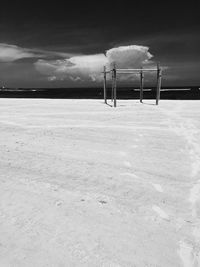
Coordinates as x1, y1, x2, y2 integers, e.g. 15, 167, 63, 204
0, 99, 200, 267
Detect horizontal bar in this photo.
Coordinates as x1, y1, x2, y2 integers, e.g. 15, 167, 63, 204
102, 68, 162, 74
101, 70, 113, 73
103, 69, 159, 72
117, 68, 159, 72
117, 72, 141, 74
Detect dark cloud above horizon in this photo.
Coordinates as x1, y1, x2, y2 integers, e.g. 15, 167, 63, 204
0, 1, 199, 87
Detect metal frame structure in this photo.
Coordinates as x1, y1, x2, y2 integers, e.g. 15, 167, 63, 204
103, 63, 162, 107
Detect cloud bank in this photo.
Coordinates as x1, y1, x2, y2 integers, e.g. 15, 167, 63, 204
35, 54, 107, 82
35, 45, 153, 83
0, 43, 76, 63
0, 43, 37, 62
0, 43, 154, 84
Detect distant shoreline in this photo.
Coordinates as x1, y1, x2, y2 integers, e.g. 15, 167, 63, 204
0, 87, 200, 100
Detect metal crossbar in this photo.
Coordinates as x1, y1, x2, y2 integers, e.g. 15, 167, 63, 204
117, 68, 158, 72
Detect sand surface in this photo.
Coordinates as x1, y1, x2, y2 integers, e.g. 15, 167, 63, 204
0, 99, 200, 267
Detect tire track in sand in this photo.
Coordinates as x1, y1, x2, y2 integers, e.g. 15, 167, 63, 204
164, 105, 200, 267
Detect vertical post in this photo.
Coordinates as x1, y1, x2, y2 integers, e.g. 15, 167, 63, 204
156, 62, 162, 105
103, 66, 107, 104
159, 68, 162, 103
140, 67, 144, 103
111, 70, 114, 102
113, 63, 117, 107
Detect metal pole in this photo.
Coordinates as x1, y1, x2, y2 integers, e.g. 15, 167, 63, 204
111, 70, 114, 102
140, 67, 144, 103
156, 62, 162, 105
103, 66, 107, 104
113, 64, 117, 107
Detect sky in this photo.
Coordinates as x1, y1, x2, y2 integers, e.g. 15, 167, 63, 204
0, 1, 199, 88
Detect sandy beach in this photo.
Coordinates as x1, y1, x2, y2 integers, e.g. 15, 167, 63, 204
0, 98, 200, 267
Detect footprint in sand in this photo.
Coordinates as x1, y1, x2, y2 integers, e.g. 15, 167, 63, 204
152, 183, 163, 193
178, 240, 194, 267
124, 161, 132, 168
55, 200, 63, 206
152, 205, 169, 220
121, 172, 139, 179
189, 182, 200, 217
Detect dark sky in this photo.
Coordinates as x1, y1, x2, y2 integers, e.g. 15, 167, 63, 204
0, 1, 199, 87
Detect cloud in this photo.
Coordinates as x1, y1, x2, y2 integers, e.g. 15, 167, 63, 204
47, 76, 57, 81
69, 76, 82, 82
106, 45, 153, 68
0, 43, 76, 63
0, 43, 37, 62
35, 45, 153, 83
35, 54, 107, 82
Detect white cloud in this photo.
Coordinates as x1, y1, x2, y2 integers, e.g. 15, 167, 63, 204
47, 76, 57, 81
0, 43, 76, 63
35, 54, 107, 82
106, 45, 153, 68
0, 43, 37, 62
35, 45, 154, 83
69, 76, 82, 82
